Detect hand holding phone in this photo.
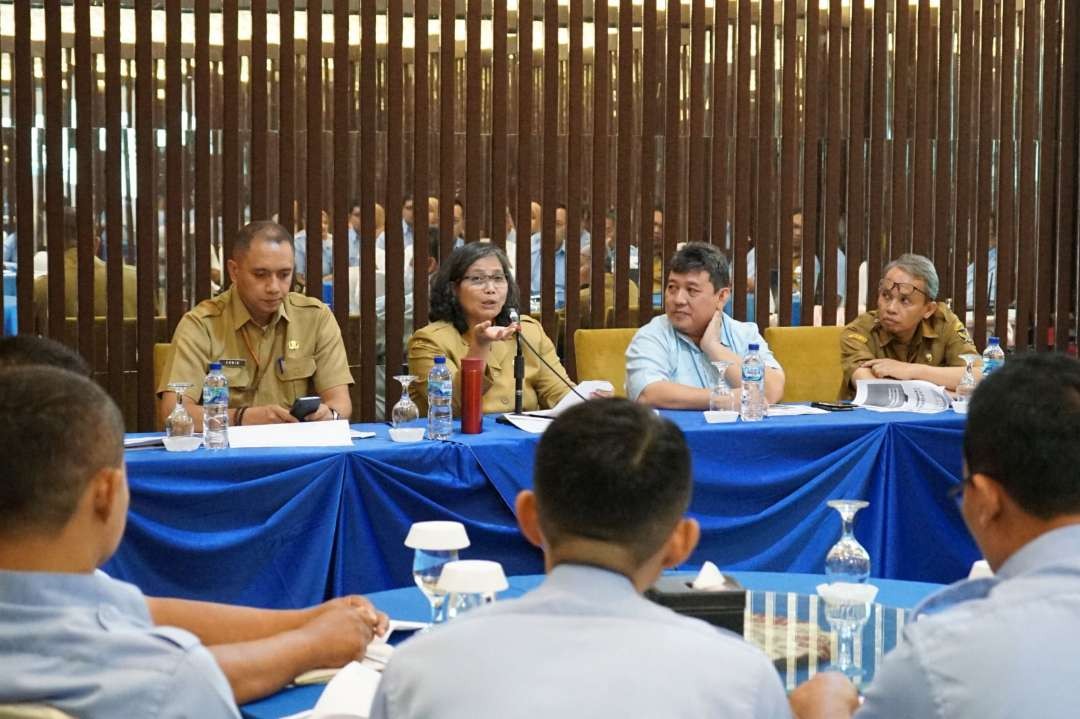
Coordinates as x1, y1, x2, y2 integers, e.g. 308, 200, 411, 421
290, 395, 322, 421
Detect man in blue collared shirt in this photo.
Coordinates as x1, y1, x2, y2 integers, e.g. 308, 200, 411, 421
372, 398, 791, 719
626, 242, 785, 408
791, 352, 1080, 719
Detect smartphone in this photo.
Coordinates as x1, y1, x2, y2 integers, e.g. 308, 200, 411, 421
811, 401, 856, 412
290, 395, 322, 420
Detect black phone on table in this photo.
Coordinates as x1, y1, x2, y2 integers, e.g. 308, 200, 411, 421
810, 401, 856, 411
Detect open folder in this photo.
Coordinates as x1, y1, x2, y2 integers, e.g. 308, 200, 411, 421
499, 380, 614, 434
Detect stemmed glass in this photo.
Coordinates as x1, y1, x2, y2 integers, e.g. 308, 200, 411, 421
163, 382, 200, 451
825, 499, 871, 584
405, 521, 470, 630
821, 588, 874, 683
392, 374, 420, 427
709, 361, 737, 412
952, 354, 980, 415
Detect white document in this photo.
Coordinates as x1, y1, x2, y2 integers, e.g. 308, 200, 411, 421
853, 379, 952, 413
350, 430, 376, 440
498, 380, 614, 434
123, 434, 166, 449
766, 404, 830, 417
498, 413, 556, 434
226, 419, 353, 448
307, 661, 382, 719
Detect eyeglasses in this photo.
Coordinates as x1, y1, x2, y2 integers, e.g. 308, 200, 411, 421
878, 280, 930, 302
462, 274, 508, 288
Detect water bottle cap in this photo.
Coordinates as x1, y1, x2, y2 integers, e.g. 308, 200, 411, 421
988, 336, 1000, 345
434, 356, 446, 364
748, 343, 759, 351
209, 361, 222, 370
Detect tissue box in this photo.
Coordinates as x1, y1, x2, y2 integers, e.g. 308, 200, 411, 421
644, 574, 747, 635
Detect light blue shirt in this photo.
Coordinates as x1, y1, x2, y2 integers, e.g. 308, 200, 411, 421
371, 564, 791, 719
625, 313, 781, 401
294, 230, 362, 279
857, 524, 1080, 719
3, 233, 17, 264
375, 219, 415, 252
530, 241, 567, 309
0, 569, 238, 718
966, 246, 997, 309
747, 247, 847, 301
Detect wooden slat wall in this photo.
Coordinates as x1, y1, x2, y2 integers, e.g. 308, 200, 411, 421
4, 0, 1079, 430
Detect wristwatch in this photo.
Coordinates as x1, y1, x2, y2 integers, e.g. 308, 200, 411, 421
331, 408, 340, 421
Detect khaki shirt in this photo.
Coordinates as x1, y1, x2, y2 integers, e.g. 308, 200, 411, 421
407, 315, 572, 416
32, 248, 140, 329
839, 305, 977, 400
159, 287, 353, 409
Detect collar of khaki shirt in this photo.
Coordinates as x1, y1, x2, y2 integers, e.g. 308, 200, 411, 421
228, 286, 290, 332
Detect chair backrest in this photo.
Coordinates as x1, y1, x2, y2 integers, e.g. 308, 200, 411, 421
763, 325, 845, 403
573, 327, 639, 397
153, 342, 174, 430
0, 705, 75, 719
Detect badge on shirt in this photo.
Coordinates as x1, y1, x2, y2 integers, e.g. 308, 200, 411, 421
288, 340, 300, 351
847, 333, 869, 344
220, 358, 246, 368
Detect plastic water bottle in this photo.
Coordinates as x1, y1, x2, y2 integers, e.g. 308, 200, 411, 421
740, 343, 767, 422
427, 356, 453, 440
202, 362, 230, 449
982, 336, 1005, 377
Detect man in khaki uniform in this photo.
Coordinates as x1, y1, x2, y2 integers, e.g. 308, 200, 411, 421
577, 242, 640, 329
158, 221, 352, 428
840, 253, 977, 400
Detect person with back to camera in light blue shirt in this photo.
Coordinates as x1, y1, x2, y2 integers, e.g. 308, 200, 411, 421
371, 398, 793, 719
790, 352, 1080, 719
626, 241, 785, 408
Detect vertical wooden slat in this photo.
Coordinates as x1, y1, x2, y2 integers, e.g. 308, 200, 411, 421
279, 2, 296, 234
822, 0, 842, 324
710, 0, 730, 312
933, 0, 954, 300
687, 0, 706, 248
565, 0, 584, 371
492, 1, 510, 252
995, 0, 1016, 343
358, 0, 377, 418
1036, 0, 1059, 351
973, 0, 995, 347
439, 0, 455, 261
755, 0, 775, 330
662, 0, 680, 295
801, 0, 822, 326
640, 0, 658, 324
613, 0, 634, 327
251, 0, 269, 219
778, 0, 797, 326
954, 0, 975, 316
194, 1, 211, 302
866, 0, 888, 294
13, 0, 33, 335
333, 0, 351, 329
890, 0, 911, 256
847, 0, 868, 322
135, 0, 155, 429
222, 0, 239, 264
589, 0, 608, 330
541, 0, 559, 332
306, 0, 324, 296
166, 0, 184, 332
75, 0, 94, 355
516, 0, 534, 307
44, 0, 65, 341
104, 0, 123, 396
1015, 0, 1038, 351
385, 0, 405, 414
412, 0, 430, 327
466, 0, 483, 248
911, 0, 934, 257
1054, 0, 1076, 352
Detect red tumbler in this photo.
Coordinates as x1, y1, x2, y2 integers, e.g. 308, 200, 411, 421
461, 357, 484, 434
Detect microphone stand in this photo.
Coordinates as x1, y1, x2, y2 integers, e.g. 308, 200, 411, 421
513, 331, 525, 415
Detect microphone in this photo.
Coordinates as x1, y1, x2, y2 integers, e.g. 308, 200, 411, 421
509, 308, 525, 414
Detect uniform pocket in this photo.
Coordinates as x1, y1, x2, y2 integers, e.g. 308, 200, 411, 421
278, 355, 317, 401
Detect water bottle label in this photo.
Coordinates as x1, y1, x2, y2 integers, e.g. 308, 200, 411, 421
429, 379, 452, 399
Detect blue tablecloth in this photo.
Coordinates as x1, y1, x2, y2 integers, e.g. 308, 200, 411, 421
104, 409, 977, 609
2, 295, 16, 335
240, 569, 944, 719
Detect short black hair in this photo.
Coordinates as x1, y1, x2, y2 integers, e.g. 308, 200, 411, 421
669, 241, 731, 292
533, 398, 692, 564
232, 220, 294, 259
0, 335, 91, 376
429, 242, 519, 334
427, 226, 441, 264
0, 366, 125, 536
965, 352, 1080, 519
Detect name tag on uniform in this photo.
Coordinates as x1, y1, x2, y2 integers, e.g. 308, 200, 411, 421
221, 358, 247, 368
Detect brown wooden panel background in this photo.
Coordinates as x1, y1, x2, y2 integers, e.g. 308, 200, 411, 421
1, 0, 1077, 429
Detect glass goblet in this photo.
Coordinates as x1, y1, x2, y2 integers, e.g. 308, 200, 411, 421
164, 383, 200, 451
825, 499, 871, 584
392, 374, 420, 427
412, 548, 459, 628
823, 596, 872, 683
952, 353, 980, 415
709, 361, 738, 412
